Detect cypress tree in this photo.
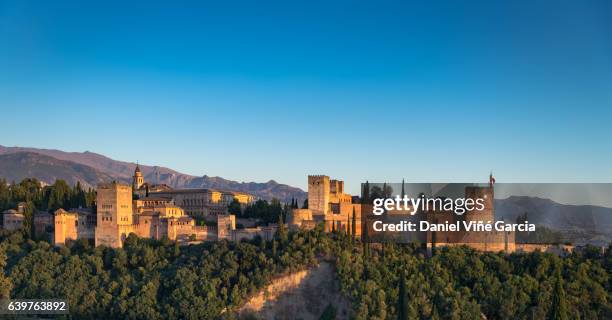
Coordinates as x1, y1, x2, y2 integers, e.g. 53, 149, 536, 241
362, 181, 370, 204
351, 207, 357, 245
551, 265, 569, 320
347, 216, 351, 238
277, 212, 287, 243
398, 270, 409, 320
362, 219, 370, 258
272, 240, 278, 257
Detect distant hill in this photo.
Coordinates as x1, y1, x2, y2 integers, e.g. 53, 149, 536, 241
495, 196, 612, 245
0, 152, 115, 189
0, 145, 307, 203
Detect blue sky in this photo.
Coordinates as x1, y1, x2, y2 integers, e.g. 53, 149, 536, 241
1, 1, 611, 193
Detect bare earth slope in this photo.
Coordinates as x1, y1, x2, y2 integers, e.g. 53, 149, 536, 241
239, 262, 352, 320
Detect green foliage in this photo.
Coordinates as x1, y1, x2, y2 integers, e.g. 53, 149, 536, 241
241, 198, 284, 224
0, 178, 96, 214
1, 227, 335, 319
227, 198, 242, 216
319, 303, 337, 320
335, 243, 612, 320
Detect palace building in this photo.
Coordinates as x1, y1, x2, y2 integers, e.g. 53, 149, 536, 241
131, 164, 254, 217
51, 164, 259, 248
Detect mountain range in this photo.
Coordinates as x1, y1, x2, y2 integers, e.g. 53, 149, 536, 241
0, 145, 307, 203
495, 196, 612, 245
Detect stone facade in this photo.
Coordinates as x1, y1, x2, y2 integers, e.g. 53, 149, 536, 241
232, 225, 277, 242
53, 208, 96, 246
2, 209, 25, 231
288, 209, 312, 228
217, 214, 236, 240
290, 175, 362, 236
95, 182, 134, 248
151, 188, 253, 218
131, 164, 254, 218
34, 211, 54, 240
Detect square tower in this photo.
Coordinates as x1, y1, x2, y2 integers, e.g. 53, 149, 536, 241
95, 182, 133, 248
308, 175, 330, 216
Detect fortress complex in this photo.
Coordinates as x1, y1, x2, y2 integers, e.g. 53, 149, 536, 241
51, 165, 260, 248
52, 181, 240, 248
289, 175, 362, 236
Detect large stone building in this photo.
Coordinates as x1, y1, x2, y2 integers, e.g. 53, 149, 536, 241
91, 181, 221, 248
2, 209, 25, 231
131, 165, 254, 218
50, 165, 260, 247
51, 179, 265, 248
150, 188, 251, 217
289, 175, 362, 236
53, 208, 96, 246
51, 181, 220, 247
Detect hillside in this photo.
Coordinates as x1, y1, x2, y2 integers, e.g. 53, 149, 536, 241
495, 196, 612, 245
0, 145, 307, 202
0, 152, 115, 189
239, 262, 352, 320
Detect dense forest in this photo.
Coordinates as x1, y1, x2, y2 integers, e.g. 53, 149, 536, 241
1, 224, 611, 319
0, 224, 325, 319
229, 197, 301, 225
334, 237, 611, 319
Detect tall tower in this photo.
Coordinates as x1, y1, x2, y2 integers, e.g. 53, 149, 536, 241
132, 163, 144, 192
95, 182, 133, 248
308, 175, 330, 216
464, 185, 494, 222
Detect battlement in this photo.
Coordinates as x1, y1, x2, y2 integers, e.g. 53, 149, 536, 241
98, 182, 132, 190
308, 175, 330, 185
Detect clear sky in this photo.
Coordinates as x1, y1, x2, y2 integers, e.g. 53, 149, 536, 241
1, 1, 611, 193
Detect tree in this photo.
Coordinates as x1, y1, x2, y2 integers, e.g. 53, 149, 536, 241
0, 244, 12, 299
277, 213, 287, 243
227, 199, 242, 216
362, 181, 370, 204
272, 240, 278, 257
351, 208, 357, 245
319, 304, 337, 320
550, 265, 568, 320
362, 220, 370, 258
397, 270, 409, 320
